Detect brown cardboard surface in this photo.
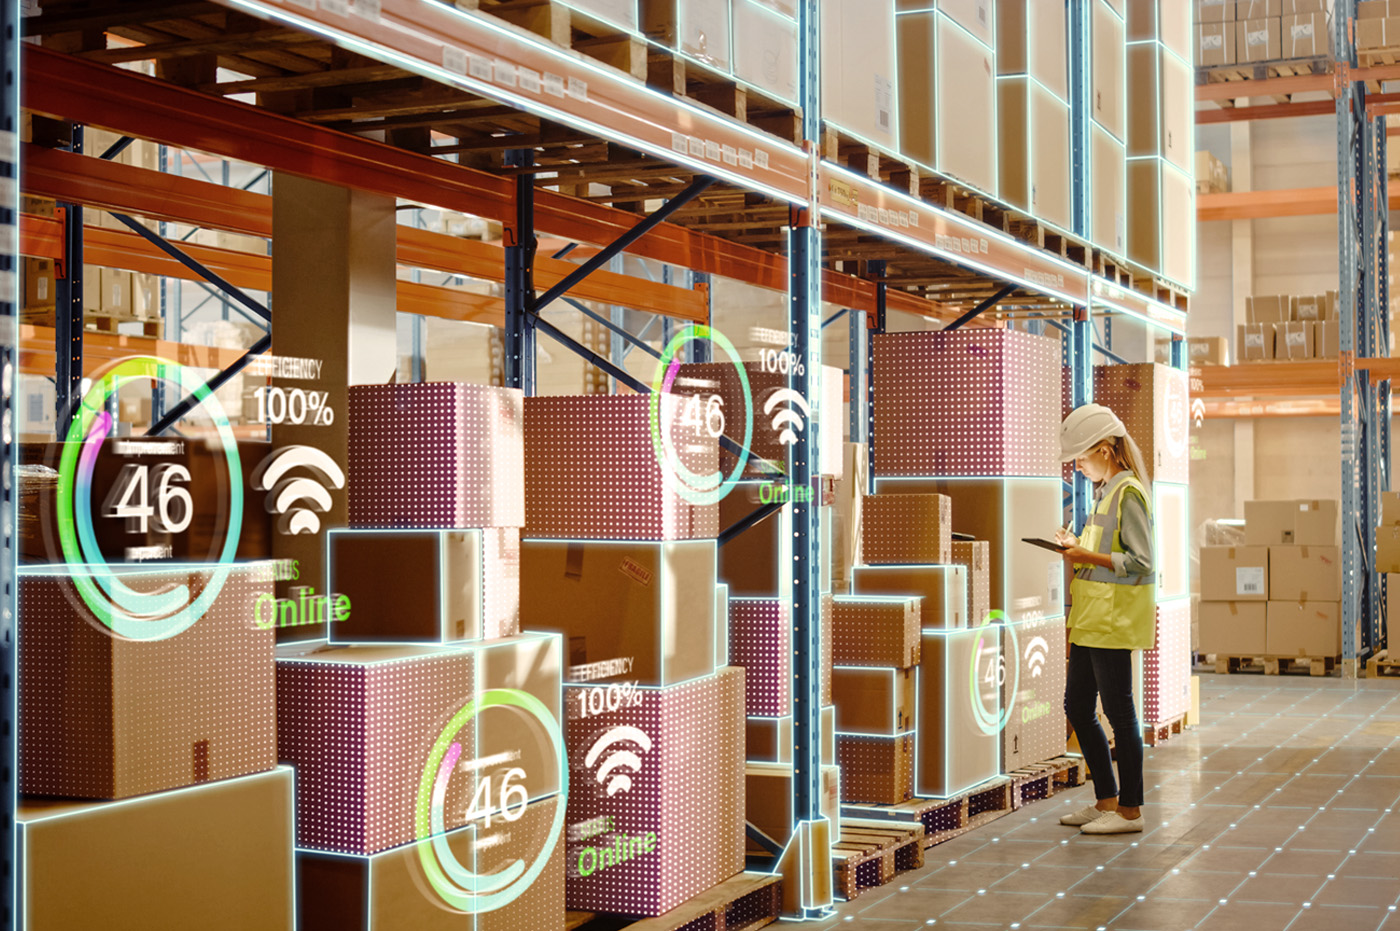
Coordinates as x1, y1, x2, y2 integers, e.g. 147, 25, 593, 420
22, 258, 54, 311
1246, 294, 1289, 323
1159, 335, 1229, 365
832, 666, 917, 735
717, 482, 788, 597
1093, 363, 1191, 486
1266, 601, 1341, 656
997, 0, 1070, 99
746, 762, 841, 851
1199, 545, 1270, 600
1313, 319, 1339, 359
1195, 0, 1235, 22
732, 0, 797, 101
1198, 601, 1267, 655
918, 628, 1001, 797
1127, 0, 1192, 60
1001, 616, 1068, 771
1268, 546, 1341, 602
1281, 12, 1328, 59
832, 595, 921, 667
1196, 21, 1236, 65
1273, 320, 1313, 360
997, 76, 1073, 232
1092, 0, 1126, 142
1236, 16, 1282, 62
1245, 499, 1297, 545
951, 540, 993, 628
1237, 0, 1281, 16
821, 0, 897, 151
833, 443, 867, 589
853, 564, 968, 628
836, 734, 915, 805
1128, 45, 1192, 171
1377, 525, 1400, 573
1383, 490, 1400, 526
19, 768, 294, 929
1091, 123, 1127, 254
862, 493, 952, 564
520, 539, 716, 685
1293, 499, 1340, 546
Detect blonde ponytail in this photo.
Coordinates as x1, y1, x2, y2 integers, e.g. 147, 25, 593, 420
1103, 433, 1151, 491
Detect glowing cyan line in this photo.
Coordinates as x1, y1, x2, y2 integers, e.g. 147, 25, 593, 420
969, 610, 1020, 737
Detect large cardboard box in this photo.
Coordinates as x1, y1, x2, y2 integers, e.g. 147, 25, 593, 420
1128, 45, 1192, 171
1196, 150, 1230, 192
349, 383, 525, 529
276, 635, 562, 855
862, 493, 951, 564
997, 75, 1072, 232
1196, 21, 1237, 66
872, 329, 1062, 477
565, 667, 745, 915
833, 443, 868, 590
938, 0, 996, 46
745, 705, 836, 764
831, 666, 917, 735
1245, 499, 1299, 545
18, 768, 294, 930
645, 0, 733, 73
952, 539, 993, 627
1246, 294, 1289, 323
18, 564, 276, 799
1156, 335, 1229, 365
918, 628, 1001, 797
1195, 0, 1235, 22
897, 8, 999, 197
21, 257, 54, 311
732, 0, 798, 102
1091, 122, 1128, 255
1238, 323, 1273, 360
1198, 601, 1267, 655
717, 482, 789, 597
1281, 10, 1328, 57
836, 734, 915, 804
298, 795, 563, 931
821, 0, 897, 151
1198, 545, 1269, 600
1237, 16, 1282, 62
1237, 0, 1282, 17
1000, 615, 1068, 771
1127, 0, 1192, 60
1127, 158, 1195, 286
1294, 499, 1340, 546
852, 564, 968, 629
998, 0, 1070, 98
1383, 490, 1400, 526
746, 762, 841, 851
98, 267, 133, 316
520, 539, 716, 686
1274, 320, 1313, 360
1268, 545, 1340, 602
1313, 319, 1339, 359
1266, 601, 1341, 656
1092, 0, 1126, 142
1094, 363, 1191, 486
873, 477, 1065, 623
832, 595, 921, 667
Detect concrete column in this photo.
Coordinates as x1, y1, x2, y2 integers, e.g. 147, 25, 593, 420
1231, 120, 1255, 517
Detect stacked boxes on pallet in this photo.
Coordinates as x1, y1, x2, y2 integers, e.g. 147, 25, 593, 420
1238, 292, 1340, 361
1090, 0, 1129, 255
997, 0, 1072, 232
517, 393, 746, 917
283, 383, 565, 930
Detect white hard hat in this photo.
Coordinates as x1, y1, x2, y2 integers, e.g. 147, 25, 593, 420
1060, 403, 1126, 462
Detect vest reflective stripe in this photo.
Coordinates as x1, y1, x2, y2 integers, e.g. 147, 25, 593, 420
1067, 471, 1156, 651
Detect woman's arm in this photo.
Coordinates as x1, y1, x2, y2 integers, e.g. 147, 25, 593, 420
1112, 490, 1154, 577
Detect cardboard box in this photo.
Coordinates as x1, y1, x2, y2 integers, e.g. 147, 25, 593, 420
18, 768, 294, 930
918, 627, 1001, 797
745, 705, 836, 765
1145, 599, 1192, 723
1360, 0, 1392, 17
1273, 320, 1313, 360
131, 273, 157, 320
833, 443, 867, 589
852, 564, 968, 629
747, 762, 841, 851
1268, 545, 1341, 602
298, 795, 562, 931
1000, 614, 1068, 770
1092, 0, 1126, 142
872, 329, 1062, 478
951, 539, 993, 628
998, 0, 1070, 99
897, 8, 999, 197
1383, 490, 1400, 526
873, 476, 1065, 623
1093, 363, 1191, 486
277, 635, 562, 855
1294, 499, 1339, 546
1291, 293, 1325, 321
836, 733, 915, 805
1237, 0, 1281, 16
19, 564, 276, 799
1127, 0, 1192, 60
1245, 500, 1297, 545
1198, 601, 1267, 655
1237, 16, 1282, 62
732, 0, 798, 102
821, 0, 897, 151
1195, 150, 1230, 193
566, 667, 745, 915
1195, 0, 1235, 22
717, 482, 789, 597
1156, 335, 1230, 365
1196, 21, 1237, 65
98, 267, 132, 315
328, 528, 520, 644
998, 75, 1073, 232
1238, 323, 1274, 361
862, 493, 952, 564
349, 383, 525, 529
1282, 0, 1324, 12
1091, 122, 1127, 254
1282, 11, 1328, 57
832, 666, 917, 735
1266, 601, 1341, 656
1356, 15, 1394, 49
645, 0, 733, 72
1313, 319, 1339, 359
1128, 44, 1192, 170
21, 257, 55, 312
521, 539, 716, 686
832, 595, 921, 667
1128, 158, 1194, 286
1199, 545, 1269, 600
1380, 525, 1400, 573
1247, 294, 1289, 323
938, 0, 995, 47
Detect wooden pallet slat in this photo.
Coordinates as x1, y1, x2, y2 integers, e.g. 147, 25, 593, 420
1144, 714, 1187, 747
1202, 653, 1340, 676
565, 872, 782, 931
831, 818, 924, 902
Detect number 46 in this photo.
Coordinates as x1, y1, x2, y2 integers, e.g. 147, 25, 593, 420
103, 463, 193, 535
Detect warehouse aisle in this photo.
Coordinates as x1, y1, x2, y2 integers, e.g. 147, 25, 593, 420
795, 676, 1400, 931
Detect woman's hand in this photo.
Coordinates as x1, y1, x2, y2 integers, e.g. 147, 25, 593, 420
1054, 528, 1078, 548
1060, 545, 1091, 563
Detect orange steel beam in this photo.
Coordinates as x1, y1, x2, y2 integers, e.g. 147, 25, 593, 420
24, 45, 945, 320
1195, 360, 1343, 397
18, 324, 252, 377
1198, 186, 1400, 220
1353, 63, 1400, 83
1202, 398, 1342, 418
1196, 98, 1336, 124
1195, 71, 1334, 103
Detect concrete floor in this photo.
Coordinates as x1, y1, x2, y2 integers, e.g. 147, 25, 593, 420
792, 674, 1400, 930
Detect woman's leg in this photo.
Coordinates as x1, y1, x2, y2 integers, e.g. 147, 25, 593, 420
1091, 647, 1144, 818
1064, 644, 1119, 808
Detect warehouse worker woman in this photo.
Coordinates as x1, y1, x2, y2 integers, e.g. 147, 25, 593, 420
1054, 404, 1155, 836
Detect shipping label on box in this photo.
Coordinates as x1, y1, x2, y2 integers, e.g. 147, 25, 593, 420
1199, 545, 1270, 600
1268, 545, 1341, 602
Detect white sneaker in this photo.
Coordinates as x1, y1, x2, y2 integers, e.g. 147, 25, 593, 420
1059, 804, 1106, 826
1080, 811, 1144, 835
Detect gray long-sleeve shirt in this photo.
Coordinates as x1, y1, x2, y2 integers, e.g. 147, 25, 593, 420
1105, 478, 1154, 578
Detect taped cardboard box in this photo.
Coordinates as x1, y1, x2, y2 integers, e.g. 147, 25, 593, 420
1236, 0, 1281, 16
918, 628, 1001, 798
998, 0, 1071, 98
1196, 21, 1237, 65
1092, 0, 1127, 142
832, 666, 917, 735
1157, 335, 1229, 365
951, 540, 993, 627
1198, 601, 1266, 656
1268, 545, 1340, 602
1244, 499, 1297, 544
821, 0, 897, 152
1000, 615, 1068, 771
852, 564, 967, 629
1378, 525, 1400, 574
1093, 363, 1191, 486
22, 258, 54, 312
832, 595, 921, 667
19, 563, 276, 800
1266, 601, 1341, 656
1293, 499, 1339, 546
862, 493, 952, 564
732, 0, 798, 102
1273, 320, 1313, 360
1313, 319, 1339, 359
520, 539, 716, 686
836, 733, 915, 805
644, 0, 733, 73
18, 768, 294, 931
1195, 150, 1230, 192
1246, 294, 1289, 323
747, 762, 841, 853
997, 75, 1073, 233
1198, 545, 1269, 601
1127, 45, 1192, 169
1127, 0, 1192, 61
745, 705, 836, 765
1195, 0, 1235, 22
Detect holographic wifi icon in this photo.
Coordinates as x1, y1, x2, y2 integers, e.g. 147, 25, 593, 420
584, 726, 652, 797
252, 445, 345, 535
1026, 637, 1050, 678
763, 389, 810, 447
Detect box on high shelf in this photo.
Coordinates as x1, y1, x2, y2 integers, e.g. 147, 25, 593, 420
998, 76, 1072, 232
831, 595, 921, 668
999, 0, 1071, 99
21, 257, 55, 314
1313, 319, 1339, 359
1282, 10, 1329, 57
1092, 363, 1191, 486
732, 0, 798, 101
1237, 17, 1282, 63
1238, 322, 1273, 361
1127, 43, 1191, 170
1127, 0, 1192, 60
1091, 123, 1128, 256
1247, 294, 1289, 323
1195, 150, 1230, 193
1196, 21, 1237, 66
1273, 321, 1312, 360
1246, 498, 1339, 546
1127, 158, 1194, 287
1198, 600, 1266, 655
1092, 0, 1127, 142
821, 0, 897, 153
644, 0, 733, 74
1194, 0, 1235, 23
1155, 335, 1230, 366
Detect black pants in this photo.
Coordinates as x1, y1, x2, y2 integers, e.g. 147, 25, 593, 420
1064, 644, 1144, 808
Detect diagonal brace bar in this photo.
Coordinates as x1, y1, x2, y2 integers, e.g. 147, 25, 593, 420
745, 822, 784, 857
109, 212, 271, 322
570, 299, 662, 361
532, 175, 716, 312
822, 308, 848, 329
942, 285, 1017, 331
146, 333, 272, 436
718, 500, 786, 547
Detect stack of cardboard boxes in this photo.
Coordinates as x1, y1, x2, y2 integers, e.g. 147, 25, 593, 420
1373, 491, 1400, 613
1238, 292, 1340, 361
1199, 499, 1342, 659
1154, 335, 1231, 366
1358, 0, 1400, 56
1195, 1, 1330, 68
1195, 150, 1230, 194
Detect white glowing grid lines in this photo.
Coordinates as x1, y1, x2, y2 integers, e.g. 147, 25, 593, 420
951, 540, 993, 629
914, 627, 1002, 800
16, 766, 297, 930
727, 597, 790, 717
871, 329, 1063, 478
1155, 483, 1190, 604
998, 614, 1068, 771
820, 0, 900, 155
1144, 598, 1192, 726
347, 383, 525, 530
833, 732, 916, 805
519, 538, 718, 688
562, 666, 745, 916
1092, 362, 1191, 486
523, 395, 718, 540
715, 582, 730, 668
743, 705, 836, 766
17, 563, 277, 800
326, 527, 522, 646
861, 492, 952, 565
830, 594, 922, 668
830, 665, 917, 737
216, 0, 811, 207
850, 564, 968, 630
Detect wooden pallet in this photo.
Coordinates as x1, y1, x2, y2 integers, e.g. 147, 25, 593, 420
20, 308, 161, 338
1008, 756, 1086, 809
1144, 714, 1187, 747
647, 46, 802, 144
1366, 649, 1400, 678
1201, 653, 1340, 676
820, 125, 919, 196
467, 0, 650, 82
564, 872, 782, 931
1199, 56, 1330, 85
831, 818, 925, 902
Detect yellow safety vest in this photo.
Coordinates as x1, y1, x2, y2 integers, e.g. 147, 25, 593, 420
1067, 471, 1156, 650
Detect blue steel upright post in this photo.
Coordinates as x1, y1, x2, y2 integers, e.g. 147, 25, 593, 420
866, 259, 886, 496
504, 148, 537, 394
2, 2, 18, 925
54, 124, 83, 437
1375, 118, 1391, 655
1070, 306, 1093, 532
